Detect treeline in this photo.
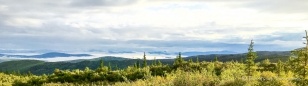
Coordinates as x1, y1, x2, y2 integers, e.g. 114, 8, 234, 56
0, 51, 290, 75
2, 31, 308, 85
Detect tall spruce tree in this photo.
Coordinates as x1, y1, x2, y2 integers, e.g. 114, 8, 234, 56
214, 55, 219, 62
196, 56, 199, 63
285, 57, 294, 72
153, 57, 157, 66
173, 52, 184, 66
291, 30, 308, 85
178, 52, 184, 64
96, 58, 108, 72
245, 40, 257, 80
143, 52, 147, 68
100, 58, 104, 68
189, 58, 193, 63
303, 30, 308, 80
276, 60, 284, 77
115, 64, 119, 70
108, 62, 112, 71
28, 71, 33, 76
134, 62, 137, 68
240, 58, 244, 63
137, 59, 140, 68
158, 60, 162, 66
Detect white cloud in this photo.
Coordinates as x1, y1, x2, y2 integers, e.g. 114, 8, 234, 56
0, 0, 307, 53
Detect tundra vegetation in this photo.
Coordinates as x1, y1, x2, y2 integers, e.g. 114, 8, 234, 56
1, 31, 308, 86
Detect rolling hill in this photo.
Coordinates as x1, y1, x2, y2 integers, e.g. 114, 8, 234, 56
0, 51, 292, 75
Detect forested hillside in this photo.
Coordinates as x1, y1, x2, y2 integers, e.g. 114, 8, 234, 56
0, 43, 307, 86
0, 51, 290, 75
0, 40, 305, 86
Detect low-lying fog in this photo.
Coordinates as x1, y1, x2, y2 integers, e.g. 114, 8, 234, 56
0, 52, 180, 62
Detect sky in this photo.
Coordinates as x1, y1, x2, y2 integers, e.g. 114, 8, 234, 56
1, 0, 308, 53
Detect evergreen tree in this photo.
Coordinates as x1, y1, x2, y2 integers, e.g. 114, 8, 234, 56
240, 58, 244, 63
304, 30, 308, 79
276, 60, 284, 77
115, 64, 119, 70
84, 67, 91, 72
96, 58, 108, 72
158, 60, 162, 66
174, 52, 184, 65
108, 62, 112, 71
137, 59, 140, 68
153, 57, 157, 66
189, 58, 193, 63
196, 57, 199, 63
285, 57, 295, 72
54, 68, 60, 74
245, 40, 257, 81
143, 52, 147, 68
261, 58, 271, 71
12, 71, 16, 75
178, 52, 184, 64
27, 71, 33, 76
214, 55, 219, 62
17, 70, 21, 76
100, 58, 104, 68
134, 62, 137, 68
291, 30, 308, 85
5, 69, 9, 74
207, 62, 215, 76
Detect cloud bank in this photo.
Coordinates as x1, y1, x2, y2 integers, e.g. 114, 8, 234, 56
0, 0, 307, 53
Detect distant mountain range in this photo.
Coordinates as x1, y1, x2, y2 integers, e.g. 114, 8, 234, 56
185, 51, 291, 62
0, 50, 238, 58
181, 50, 238, 56
147, 50, 238, 56
0, 52, 91, 58
65, 56, 130, 63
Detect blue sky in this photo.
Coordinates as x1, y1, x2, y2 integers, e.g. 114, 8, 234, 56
0, 0, 308, 53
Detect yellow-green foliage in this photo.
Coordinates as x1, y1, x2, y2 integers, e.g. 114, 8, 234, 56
0, 73, 31, 86
113, 68, 219, 86
0, 60, 300, 86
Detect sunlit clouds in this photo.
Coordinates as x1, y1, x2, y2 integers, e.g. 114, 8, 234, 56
0, 0, 307, 53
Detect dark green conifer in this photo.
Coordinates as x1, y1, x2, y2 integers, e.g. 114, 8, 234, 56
276, 60, 284, 77
108, 62, 112, 71
245, 40, 257, 82
214, 55, 218, 62
158, 60, 162, 66
178, 52, 184, 64
196, 57, 199, 63
27, 71, 33, 76
137, 59, 140, 68
153, 57, 157, 66
116, 64, 119, 70
189, 58, 193, 63
134, 62, 137, 68
100, 58, 104, 68
143, 52, 147, 68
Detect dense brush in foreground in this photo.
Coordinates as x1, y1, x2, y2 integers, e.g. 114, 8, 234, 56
0, 60, 303, 86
